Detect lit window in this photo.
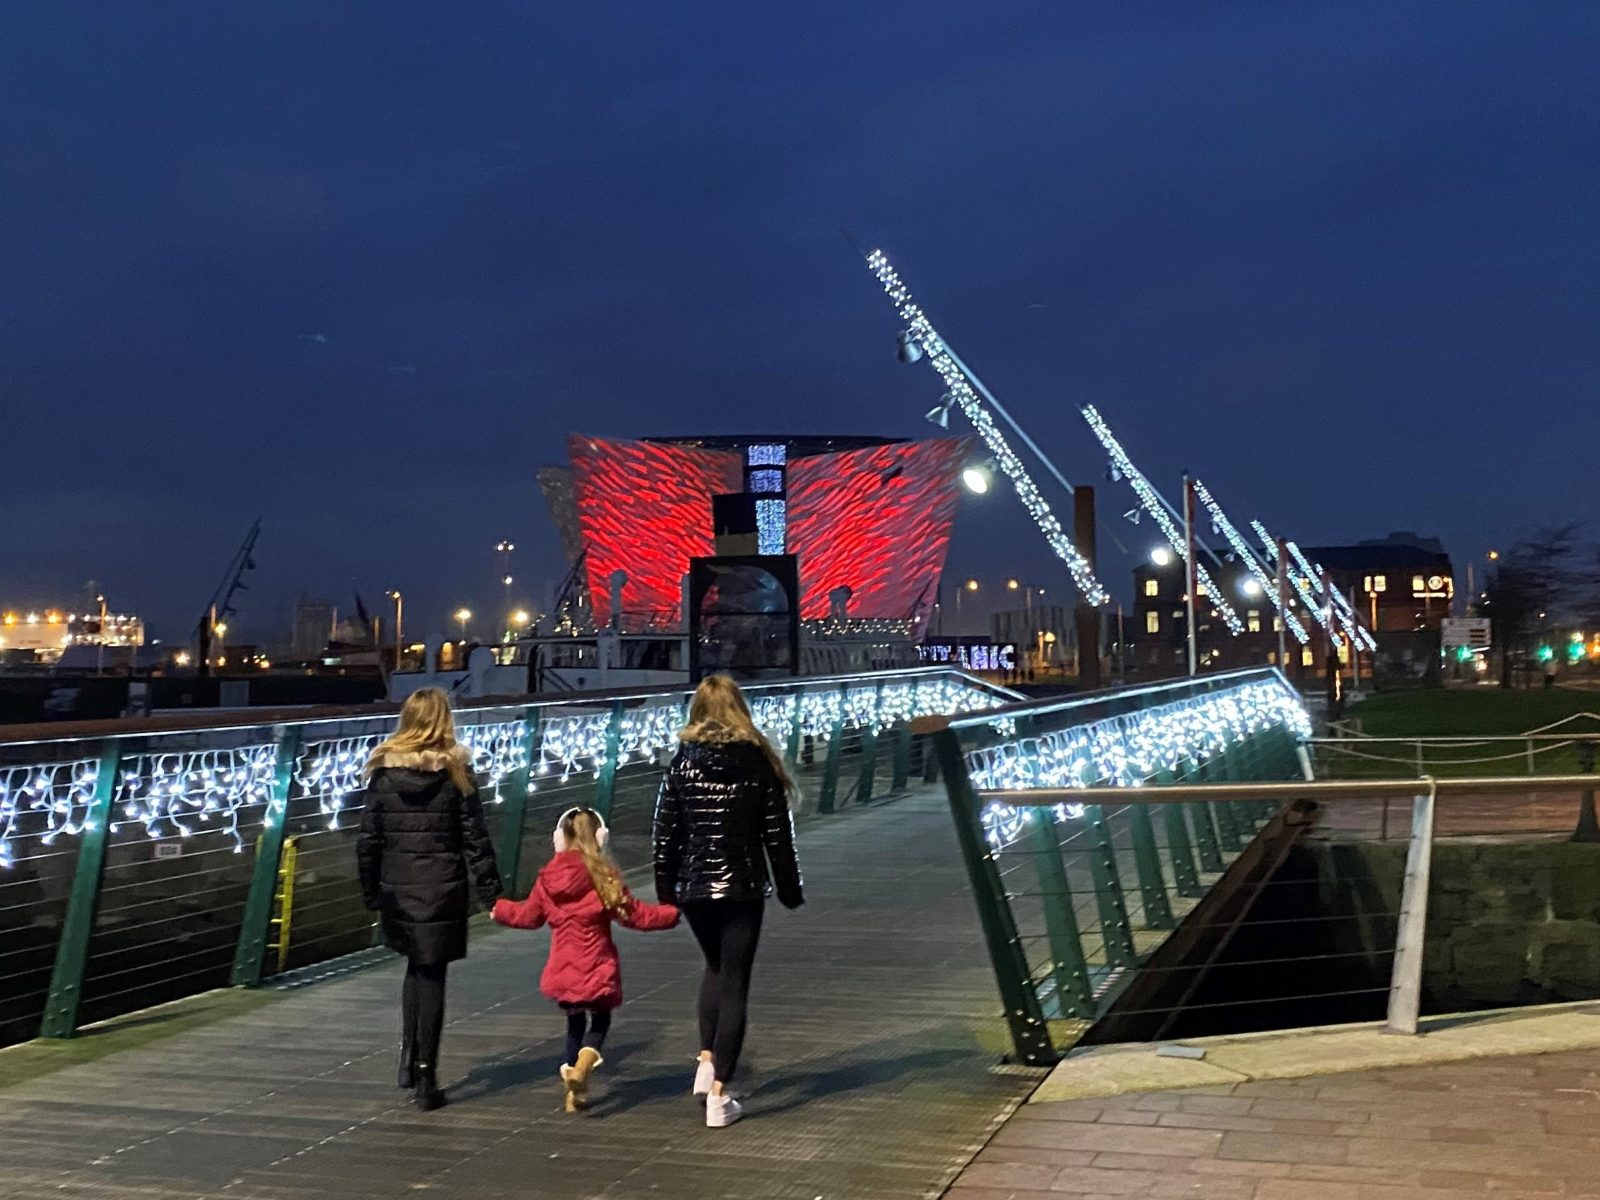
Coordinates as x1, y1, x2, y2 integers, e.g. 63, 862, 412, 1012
1301, 646, 1315, 667
1196, 583, 1208, 597
747, 443, 787, 466
1374, 574, 1387, 592
1247, 610, 1262, 633
1273, 616, 1284, 632
1338, 643, 1350, 665
1363, 575, 1372, 592
1146, 611, 1160, 634
749, 468, 783, 493
1143, 579, 1158, 597
1412, 575, 1426, 593
1267, 651, 1277, 665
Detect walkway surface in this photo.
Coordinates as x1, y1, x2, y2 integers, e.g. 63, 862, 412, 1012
0, 789, 1039, 1200
947, 1044, 1600, 1198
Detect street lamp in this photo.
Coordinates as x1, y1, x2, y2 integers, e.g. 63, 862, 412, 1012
961, 462, 993, 494
454, 608, 472, 641
1150, 547, 1174, 567
1241, 578, 1263, 597
511, 609, 530, 628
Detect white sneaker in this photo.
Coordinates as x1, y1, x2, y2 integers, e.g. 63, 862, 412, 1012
705, 1093, 743, 1128
692, 1059, 715, 1098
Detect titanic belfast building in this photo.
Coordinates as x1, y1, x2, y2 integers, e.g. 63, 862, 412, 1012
538, 434, 969, 668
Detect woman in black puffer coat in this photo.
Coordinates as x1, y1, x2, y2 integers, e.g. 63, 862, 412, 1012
357, 687, 503, 1110
653, 675, 803, 1128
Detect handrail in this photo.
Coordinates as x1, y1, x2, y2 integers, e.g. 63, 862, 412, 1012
0, 665, 1018, 749
934, 665, 1291, 732
981, 775, 1600, 805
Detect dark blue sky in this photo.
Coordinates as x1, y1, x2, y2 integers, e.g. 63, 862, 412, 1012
4, 3, 1597, 643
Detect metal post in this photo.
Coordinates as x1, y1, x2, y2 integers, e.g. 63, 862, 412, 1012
1183, 473, 1198, 676
1126, 805, 1175, 929
1183, 757, 1225, 873
593, 701, 625, 820
231, 725, 304, 987
785, 691, 803, 769
891, 723, 913, 793
818, 707, 846, 814
1525, 738, 1536, 775
1276, 538, 1290, 671
932, 729, 1055, 1065
1082, 805, 1137, 968
1074, 485, 1103, 689
494, 709, 542, 894
1385, 785, 1437, 1035
41, 739, 124, 1037
1028, 810, 1095, 1019
854, 722, 879, 805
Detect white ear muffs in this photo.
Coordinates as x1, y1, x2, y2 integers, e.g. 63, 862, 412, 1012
554, 806, 609, 854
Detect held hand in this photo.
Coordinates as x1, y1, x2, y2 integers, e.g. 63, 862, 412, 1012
490, 898, 512, 925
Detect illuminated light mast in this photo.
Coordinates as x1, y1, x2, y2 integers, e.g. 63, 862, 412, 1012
1081, 405, 1246, 635
865, 249, 1109, 606
1189, 478, 1310, 644
1250, 521, 1377, 652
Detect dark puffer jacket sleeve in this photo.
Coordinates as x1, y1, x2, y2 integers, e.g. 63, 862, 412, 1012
762, 768, 804, 909
457, 787, 505, 907
652, 764, 685, 904
356, 788, 383, 911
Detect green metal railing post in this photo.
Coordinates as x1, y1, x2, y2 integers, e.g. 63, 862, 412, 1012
932, 729, 1055, 1065
817, 687, 847, 813
1183, 756, 1226, 873
231, 725, 304, 988
1202, 754, 1245, 852
494, 709, 543, 895
854, 723, 879, 805
593, 701, 625, 820
785, 691, 804, 769
1153, 767, 1202, 898
891, 724, 913, 793
1027, 810, 1095, 1020
1126, 804, 1175, 930
1082, 804, 1137, 969
40, 738, 124, 1037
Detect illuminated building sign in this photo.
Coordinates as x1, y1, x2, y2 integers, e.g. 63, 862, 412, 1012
918, 638, 1017, 672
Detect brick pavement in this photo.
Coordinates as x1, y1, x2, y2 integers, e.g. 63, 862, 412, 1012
945, 1047, 1600, 1198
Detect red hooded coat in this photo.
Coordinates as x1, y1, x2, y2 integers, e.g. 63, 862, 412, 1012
492, 851, 679, 1009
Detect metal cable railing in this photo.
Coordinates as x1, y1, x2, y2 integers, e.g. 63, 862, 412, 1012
0, 666, 1012, 1045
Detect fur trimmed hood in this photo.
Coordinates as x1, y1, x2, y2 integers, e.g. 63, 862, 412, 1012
678, 721, 758, 746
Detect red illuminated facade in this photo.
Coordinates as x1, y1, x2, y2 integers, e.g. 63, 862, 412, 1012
558, 434, 968, 628
786, 440, 968, 620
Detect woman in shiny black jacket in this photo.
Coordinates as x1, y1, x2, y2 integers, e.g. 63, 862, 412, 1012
357, 688, 503, 1110
653, 676, 802, 1128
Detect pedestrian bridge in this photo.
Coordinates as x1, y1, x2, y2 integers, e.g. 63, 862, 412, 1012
0, 666, 1315, 1197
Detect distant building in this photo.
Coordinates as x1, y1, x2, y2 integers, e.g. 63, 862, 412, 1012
1124, 531, 1453, 686
991, 603, 1072, 670
0, 606, 144, 664
293, 597, 337, 658
1300, 532, 1454, 632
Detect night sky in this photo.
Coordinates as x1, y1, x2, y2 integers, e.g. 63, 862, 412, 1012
4, 3, 1596, 645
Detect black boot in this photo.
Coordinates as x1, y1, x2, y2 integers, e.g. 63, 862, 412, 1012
397, 1037, 416, 1089
413, 1064, 446, 1112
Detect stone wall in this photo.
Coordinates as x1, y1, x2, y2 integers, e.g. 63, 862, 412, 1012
1305, 839, 1600, 1012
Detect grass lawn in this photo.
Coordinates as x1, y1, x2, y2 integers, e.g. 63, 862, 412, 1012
1347, 688, 1600, 739
1320, 688, 1600, 779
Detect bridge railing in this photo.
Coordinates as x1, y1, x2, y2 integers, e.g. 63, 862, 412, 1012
916, 667, 1313, 1066
0, 666, 1013, 1046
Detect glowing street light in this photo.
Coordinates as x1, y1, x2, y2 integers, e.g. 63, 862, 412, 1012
454, 608, 472, 640
965, 579, 980, 592
1241, 578, 1264, 597
511, 609, 530, 628
1150, 547, 1174, 568
961, 464, 992, 494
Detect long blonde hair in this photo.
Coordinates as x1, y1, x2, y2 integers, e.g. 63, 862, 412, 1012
678, 675, 792, 795
366, 688, 475, 794
560, 807, 627, 914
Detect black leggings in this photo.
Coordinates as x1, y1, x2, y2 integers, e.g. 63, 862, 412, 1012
402, 960, 448, 1069
684, 900, 764, 1084
562, 1005, 612, 1067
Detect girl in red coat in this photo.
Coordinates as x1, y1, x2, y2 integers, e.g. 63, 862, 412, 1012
492, 806, 679, 1111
